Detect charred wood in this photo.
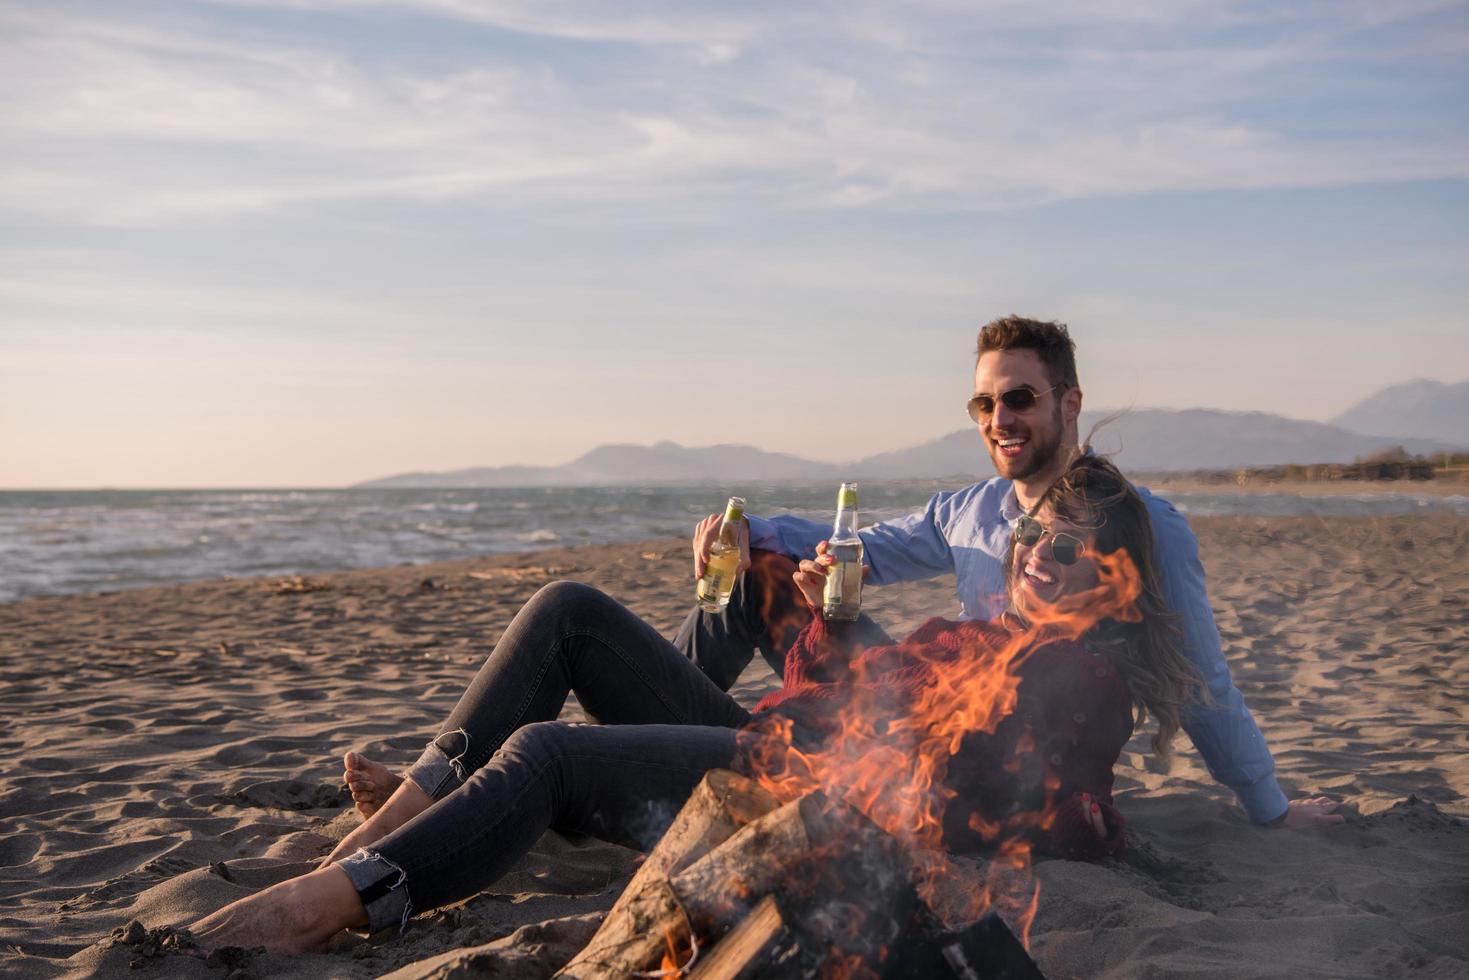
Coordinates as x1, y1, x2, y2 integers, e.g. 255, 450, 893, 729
890, 910, 1046, 980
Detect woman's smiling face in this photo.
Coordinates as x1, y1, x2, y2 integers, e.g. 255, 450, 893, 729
1010, 504, 1102, 615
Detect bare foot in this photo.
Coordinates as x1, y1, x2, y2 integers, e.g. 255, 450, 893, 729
343, 751, 403, 819
189, 865, 367, 953
325, 776, 434, 865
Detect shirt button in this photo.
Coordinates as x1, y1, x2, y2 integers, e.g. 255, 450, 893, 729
1073, 712, 1087, 724
1095, 666, 1109, 678
1049, 753, 1064, 765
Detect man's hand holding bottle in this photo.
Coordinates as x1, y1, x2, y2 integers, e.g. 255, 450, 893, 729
692, 511, 750, 579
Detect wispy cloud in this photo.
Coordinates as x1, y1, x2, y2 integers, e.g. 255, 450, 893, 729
0, 1, 1464, 226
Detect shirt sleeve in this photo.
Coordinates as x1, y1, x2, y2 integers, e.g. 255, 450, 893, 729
746, 513, 831, 563
1145, 494, 1290, 824
747, 492, 960, 585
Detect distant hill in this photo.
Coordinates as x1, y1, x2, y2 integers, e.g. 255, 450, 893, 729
837, 408, 1457, 479
847, 429, 995, 481
1076, 409, 1456, 470
359, 441, 840, 488
354, 409, 1459, 487
1329, 379, 1469, 446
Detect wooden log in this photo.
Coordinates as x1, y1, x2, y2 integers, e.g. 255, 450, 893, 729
685, 894, 821, 980
669, 795, 813, 937
938, 911, 1046, 980
629, 769, 781, 888
672, 792, 917, 970
562, 783, 937, 978
552, 877, 690, 979
555, 771, 778, 979
889, 910, 1047, 979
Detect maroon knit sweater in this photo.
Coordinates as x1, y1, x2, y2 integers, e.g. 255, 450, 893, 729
751, 614, 1135, 860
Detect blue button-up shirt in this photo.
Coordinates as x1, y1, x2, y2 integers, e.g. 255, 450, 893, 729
748, 479, 1289, 824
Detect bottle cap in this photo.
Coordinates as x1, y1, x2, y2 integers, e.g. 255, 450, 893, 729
724, 496, 746, 522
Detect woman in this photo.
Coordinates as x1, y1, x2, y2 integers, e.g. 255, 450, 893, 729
188, 456, 1199, 952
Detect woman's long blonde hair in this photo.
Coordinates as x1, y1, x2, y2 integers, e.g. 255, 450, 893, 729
1008, 455, 1205, 756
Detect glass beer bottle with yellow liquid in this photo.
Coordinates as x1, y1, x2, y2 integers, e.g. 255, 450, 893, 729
821, 482, 864, 620
696, 495, 746, 612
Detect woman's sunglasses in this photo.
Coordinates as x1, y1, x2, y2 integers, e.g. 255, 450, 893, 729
966, 384, 1061, 423
1013, 515, 1087, 565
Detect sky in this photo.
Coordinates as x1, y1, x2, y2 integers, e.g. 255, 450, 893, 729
1, 0, 1466, 488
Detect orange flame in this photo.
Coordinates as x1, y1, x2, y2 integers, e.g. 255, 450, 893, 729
659, 929, 680, 972
744, 548, 1144, 944
819, 949, 877, 980
652, 925, 695, 976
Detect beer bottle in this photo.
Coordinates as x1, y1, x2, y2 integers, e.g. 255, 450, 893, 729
821, 482, 864, 621
696, 496, 746, 613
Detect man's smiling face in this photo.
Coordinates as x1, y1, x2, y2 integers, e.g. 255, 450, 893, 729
972, 348, 1068, 481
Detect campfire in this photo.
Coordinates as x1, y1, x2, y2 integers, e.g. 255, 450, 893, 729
553, 772, 1043, 978
559, 550, 1144, 978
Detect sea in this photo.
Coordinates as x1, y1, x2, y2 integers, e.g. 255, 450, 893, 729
3, 484, 1466, 603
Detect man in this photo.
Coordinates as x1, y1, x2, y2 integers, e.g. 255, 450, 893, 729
676, 316, 1341, 828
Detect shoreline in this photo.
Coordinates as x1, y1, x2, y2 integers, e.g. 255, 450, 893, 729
1140, 476, 1469, 496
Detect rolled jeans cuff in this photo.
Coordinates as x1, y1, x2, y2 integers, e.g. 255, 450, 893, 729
404, 730, 470, 801
338, 848, 413, 935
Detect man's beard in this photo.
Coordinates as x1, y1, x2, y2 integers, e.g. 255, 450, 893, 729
989, 406, 1065, 481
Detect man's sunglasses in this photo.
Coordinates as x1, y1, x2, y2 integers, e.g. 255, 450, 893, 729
1013, 515, 1087, 566
966, 384, 1061, 423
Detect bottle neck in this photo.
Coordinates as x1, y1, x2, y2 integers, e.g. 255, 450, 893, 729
831, 505, 858, 539
718, 498, 746, 539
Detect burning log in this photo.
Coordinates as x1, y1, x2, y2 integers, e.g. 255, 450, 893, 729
667, 794, 816, 936
685, 895, 821, 979
555, 770, 779, 979
887, 911, 1046, 980
671, 792, 914, 948
558, 771, 1047, 978
938, 912, 1047, 980
560, 877, 691, 979
614, 769, 781, 917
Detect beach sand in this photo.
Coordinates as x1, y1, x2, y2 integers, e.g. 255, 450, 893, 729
1, 516, 1466, 978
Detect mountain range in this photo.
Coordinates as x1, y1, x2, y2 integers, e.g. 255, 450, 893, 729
1328, 378, 1469, 445
357, 382, 1467, 488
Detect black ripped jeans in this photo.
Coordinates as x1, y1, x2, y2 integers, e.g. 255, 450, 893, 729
337, 581, 750, 933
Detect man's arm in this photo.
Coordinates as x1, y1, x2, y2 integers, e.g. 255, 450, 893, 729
747, 488, 965, 585
1143, 493, 1290, 825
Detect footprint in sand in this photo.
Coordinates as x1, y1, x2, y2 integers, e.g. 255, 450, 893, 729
19, 756, 75, 772
278, 687, 329, 702
0, 833, 42, 868
225, 778, 349, 811
81, 718, 136, 733
60, 855, 198, 912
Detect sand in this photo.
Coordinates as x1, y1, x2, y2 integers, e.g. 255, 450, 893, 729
1, 516, 1466, 979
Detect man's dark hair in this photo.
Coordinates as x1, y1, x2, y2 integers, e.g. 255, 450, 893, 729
976, 316, 1079, 389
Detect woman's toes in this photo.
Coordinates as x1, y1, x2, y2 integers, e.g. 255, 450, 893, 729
341, 751, 402, 820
